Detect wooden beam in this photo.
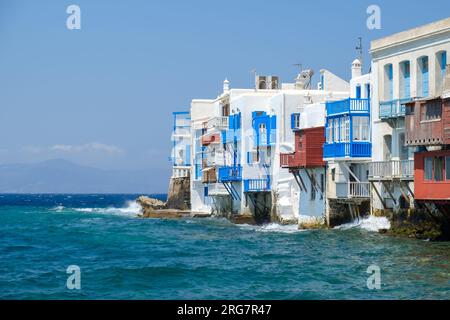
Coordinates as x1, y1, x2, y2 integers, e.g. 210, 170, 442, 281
381, 181, 397, 205
370, 181, 386, 209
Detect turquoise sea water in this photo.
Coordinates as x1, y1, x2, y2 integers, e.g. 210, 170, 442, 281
0, 194, 449, 300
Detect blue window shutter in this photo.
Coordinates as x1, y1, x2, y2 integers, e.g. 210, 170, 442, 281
366, 84, 371, 99
388, 65, 393, 100
442, 52, 447, 71
356, 85, 361, 99
442, 52, 447, 80
204, 186, 208, 197
291, 114, 295, 129
404, 62, 410, 99
422, 57, 429, 97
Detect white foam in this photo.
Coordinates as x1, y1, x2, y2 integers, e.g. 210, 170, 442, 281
72, 201, 142, 217
334, 215, 391, 232
239, 223, 304, 234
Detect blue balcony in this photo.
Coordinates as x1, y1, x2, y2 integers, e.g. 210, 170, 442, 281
379, 98, 411, 119
244, 178, 271, 192
323, 142, 371, 159
218, 166, 242, 182
326, 98, 370, 116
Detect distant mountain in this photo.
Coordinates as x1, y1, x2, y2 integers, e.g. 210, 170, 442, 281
0, 159, 169, 194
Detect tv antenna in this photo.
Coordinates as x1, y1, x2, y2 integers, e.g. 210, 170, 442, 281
356, 37, 363, 71
293, 63, 303, 74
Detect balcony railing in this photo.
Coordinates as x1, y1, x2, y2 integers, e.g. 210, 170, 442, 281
379, 98, 411, 119
326, 98, 370, 116
204, 116, 229, 129
348, 182, 370, 198
323, 142, 371, 159
369, 160, 414, 180
218, 166, 242, 182
280, 153, 296, 168
244, 178, 271, 192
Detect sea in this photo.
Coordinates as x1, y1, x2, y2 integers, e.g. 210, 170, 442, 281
0, 194, 449, 299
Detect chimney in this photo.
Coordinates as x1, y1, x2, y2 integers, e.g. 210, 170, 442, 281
442, 65, 450, 99
223, 78, 230, 93
351, 59, 362, 79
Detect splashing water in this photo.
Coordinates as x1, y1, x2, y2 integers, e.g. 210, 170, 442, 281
334, 215, 391, 232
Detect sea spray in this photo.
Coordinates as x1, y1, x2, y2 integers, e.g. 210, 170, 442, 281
334, 215, 391, 232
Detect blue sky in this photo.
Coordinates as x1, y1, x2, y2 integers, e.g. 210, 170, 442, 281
0, 0, 449, 189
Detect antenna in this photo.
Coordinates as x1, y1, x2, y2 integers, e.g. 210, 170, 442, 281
355, 37, 363, 71
293, 63, 302, 74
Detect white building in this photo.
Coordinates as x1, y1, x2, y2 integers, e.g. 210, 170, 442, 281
189, 71, 349, 224
369, 17, 450, 213
170, 111, 191, 178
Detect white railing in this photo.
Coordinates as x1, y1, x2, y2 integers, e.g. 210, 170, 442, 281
369, 160, 414, 179
172, 167, 190, 178
348, 182, 370, 198
206, 116, 229, 129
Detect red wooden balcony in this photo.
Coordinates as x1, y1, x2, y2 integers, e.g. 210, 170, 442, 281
405, 98, 450, 146
280, 127, 325, 169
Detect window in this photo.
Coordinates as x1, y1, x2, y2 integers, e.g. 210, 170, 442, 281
331, 168, 336, 181
326, 119, 333, 143
422, 101, 442, 121
352, 116, 369, 141
385, 64, 393, 100
401, 61, 410, 99
424, 157, 433, 181
291, 113, 300, 129
434, 157, 444, 181
366, 83, 371, 99
356, 85, 361, 99
333, 118, 339, 142
446, 156, 450, 180
418, 56, 429, 97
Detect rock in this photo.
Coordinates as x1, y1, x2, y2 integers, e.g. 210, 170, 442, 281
166, 177, 190, 210
141, 209, 190, 219
230, 214, 256, 225
136, 196, 166, 211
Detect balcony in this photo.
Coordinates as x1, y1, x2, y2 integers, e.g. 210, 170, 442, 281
326, 98, 370, 116
204, 116, 229, 129
348, 182, 370, 198
218, 166, 242, 182
369, 160, 414, 180
323, 142, 371, 159
379, 98, 410, 119
280, 153, 296, 168
244, 178, 271, 192
201, 133, 221, 146
202, 167, 217, 184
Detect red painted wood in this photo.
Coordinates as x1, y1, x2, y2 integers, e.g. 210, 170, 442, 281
280, 127, 325, 169
405, 98, 449, 146
414, 150, 450, 200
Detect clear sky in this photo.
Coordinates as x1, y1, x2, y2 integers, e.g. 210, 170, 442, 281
0, 0, 449, 190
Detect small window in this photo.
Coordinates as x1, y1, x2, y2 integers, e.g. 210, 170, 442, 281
434, 156, 444, 181
331, 168, 336, 182
446, 156, 450, 180
424, 157, 433, 181
356, 85, 361, 99
422, 101, 442, 121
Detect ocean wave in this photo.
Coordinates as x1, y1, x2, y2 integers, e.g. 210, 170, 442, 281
334, 215, 391, 232
63, 201, 142, 217
238, 223, 304, 234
